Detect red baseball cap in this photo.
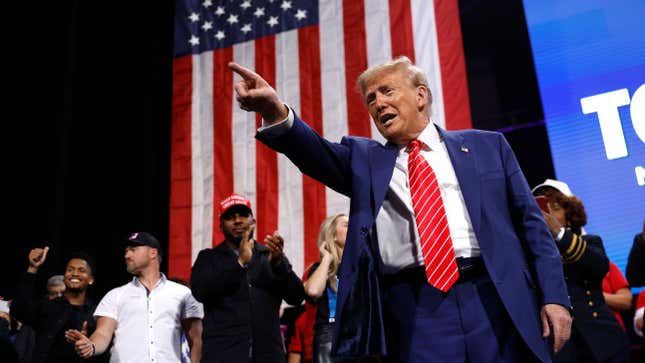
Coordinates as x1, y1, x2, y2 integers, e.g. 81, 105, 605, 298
218, 193, 253, 218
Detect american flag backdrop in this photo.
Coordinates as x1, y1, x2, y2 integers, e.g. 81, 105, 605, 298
169, 0, 472, 281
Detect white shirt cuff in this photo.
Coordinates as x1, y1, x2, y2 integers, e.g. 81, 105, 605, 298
634, 307, 644, 337
555, 227, 565, 241
257, 105, 294, 137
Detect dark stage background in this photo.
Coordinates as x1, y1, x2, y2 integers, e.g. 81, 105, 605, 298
1, 0, 554, 301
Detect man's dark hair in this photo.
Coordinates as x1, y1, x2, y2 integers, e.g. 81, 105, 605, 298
66, 251, 96, 276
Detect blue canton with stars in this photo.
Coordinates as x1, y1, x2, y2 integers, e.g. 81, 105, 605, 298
174, 0, 319, 57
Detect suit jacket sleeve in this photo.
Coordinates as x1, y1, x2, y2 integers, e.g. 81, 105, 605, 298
499, 134, 569, 307
257, 113, 353, 197
626, 233, 645, 287
190, 248, 246, 305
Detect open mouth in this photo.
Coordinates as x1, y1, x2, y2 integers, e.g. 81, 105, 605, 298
380, 113, 396, 126
69, 278, 81, 283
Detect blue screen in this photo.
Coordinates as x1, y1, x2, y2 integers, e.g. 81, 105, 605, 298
523, 0, 644, 289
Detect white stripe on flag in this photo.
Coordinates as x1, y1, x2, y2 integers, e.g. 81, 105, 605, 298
412, 0, 446, 128
365, 0, 391, 145
233, 40, 257, 211
191, 51, 215, 258
320, 0, 350, 218
277, 29, 305, 277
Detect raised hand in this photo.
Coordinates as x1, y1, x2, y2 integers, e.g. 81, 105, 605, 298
319, 243, 332, 264
28, 246, 49, 272
265, 231, 285, 263
540, 209, 563, 237
238, 225, 255, 267
229, 62, 288, 124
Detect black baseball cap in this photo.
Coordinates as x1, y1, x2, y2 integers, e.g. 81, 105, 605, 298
124, 232, 161, 251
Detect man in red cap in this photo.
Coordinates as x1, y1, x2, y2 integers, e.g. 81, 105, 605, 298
191, 193, 305, 363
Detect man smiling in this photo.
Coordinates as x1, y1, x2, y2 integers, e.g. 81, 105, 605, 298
11, 247, 99, 363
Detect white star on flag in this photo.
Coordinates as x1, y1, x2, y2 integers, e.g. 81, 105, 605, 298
189, 35, 200, 46
214, 6, 225, 16
188, 12, 200, 23
214, 30, 225, 40
281, 1, 292, 11
241, 1, 252, 10
202, 21, 213, 31
254, 7, 265, 18
227, 14, 239, 24
295, 9, 306, 20
202, 0, 212, 8
241, 23, 252, 33
267, 16, 279, 27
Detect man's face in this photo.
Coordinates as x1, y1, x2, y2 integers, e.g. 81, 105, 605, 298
220, 206, 254, 245
47, 284, 65, 300
125, 245, 155, 275
64, 258, 94, 293
364, 68, 429, 145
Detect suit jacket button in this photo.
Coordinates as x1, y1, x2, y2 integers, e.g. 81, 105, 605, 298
585, 290, 591, 295
592, 312, 598, 318
360, 227, 368, 235
588, 301, 594, 307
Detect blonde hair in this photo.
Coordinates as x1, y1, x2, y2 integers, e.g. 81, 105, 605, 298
357, 56, 432, 107
317, 213, 346, 292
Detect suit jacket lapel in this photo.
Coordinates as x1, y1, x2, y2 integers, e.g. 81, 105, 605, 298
440, 128, 482, 235
368, 143, 397, 220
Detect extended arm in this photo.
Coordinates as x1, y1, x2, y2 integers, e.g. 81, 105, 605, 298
66, 316, 117, 358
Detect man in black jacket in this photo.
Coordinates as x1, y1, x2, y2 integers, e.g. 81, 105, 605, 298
11, 247, 102, 363
191, 193, 305, 363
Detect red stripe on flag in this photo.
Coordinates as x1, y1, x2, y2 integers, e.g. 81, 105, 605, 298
298, 25, 327, 270
434, 0, 472, 130
212, 48, 234, 246
169, 55, 193, 281
254, 36, 279, 242
343, 0, 371, 137
389, 0, 416, 62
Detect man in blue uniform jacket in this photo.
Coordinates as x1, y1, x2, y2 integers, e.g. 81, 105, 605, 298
229, 56, 572, 363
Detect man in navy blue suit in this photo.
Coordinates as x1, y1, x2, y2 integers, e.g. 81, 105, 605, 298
229, 57, 572, 362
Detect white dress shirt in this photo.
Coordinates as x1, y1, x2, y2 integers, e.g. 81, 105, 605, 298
376, 122, 480, 274
260, 109, 480, 274
94, 273, 204, 363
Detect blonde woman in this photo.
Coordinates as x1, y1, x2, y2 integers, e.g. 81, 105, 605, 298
304, 213, 348, 363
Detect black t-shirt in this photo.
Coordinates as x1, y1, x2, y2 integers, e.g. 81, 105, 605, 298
308, 263, 335, 329
47, 304, 86, 363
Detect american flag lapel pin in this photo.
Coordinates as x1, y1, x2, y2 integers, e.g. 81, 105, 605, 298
461, 145, 469, 153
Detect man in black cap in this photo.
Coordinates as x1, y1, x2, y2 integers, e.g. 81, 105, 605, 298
66, 232, 204, 363
191, 193, 305, 363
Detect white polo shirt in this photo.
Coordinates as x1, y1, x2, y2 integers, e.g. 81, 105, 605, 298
94, 274, 203, 363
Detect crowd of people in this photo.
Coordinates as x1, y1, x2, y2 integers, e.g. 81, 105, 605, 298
1, 57, 644, 363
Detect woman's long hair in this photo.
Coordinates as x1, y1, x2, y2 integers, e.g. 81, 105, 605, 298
317, 213, 346, 292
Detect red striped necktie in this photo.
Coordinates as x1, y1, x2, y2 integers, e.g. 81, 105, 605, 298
407, 139, 459, 292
